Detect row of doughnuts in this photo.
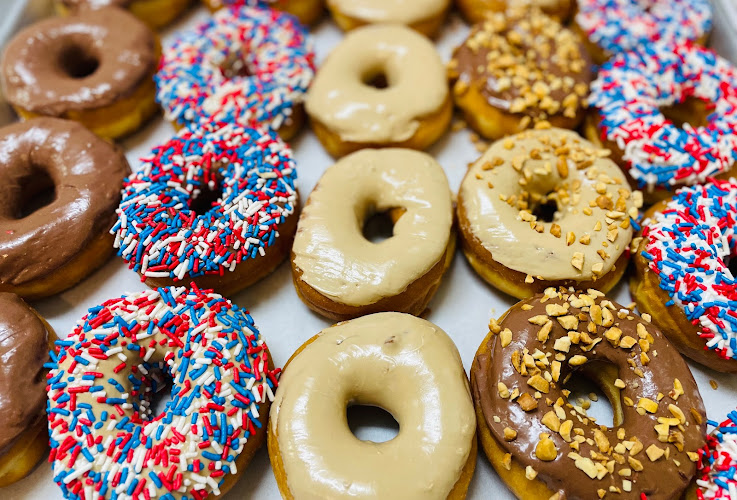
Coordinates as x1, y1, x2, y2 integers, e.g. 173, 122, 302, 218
0, 0, 734, 499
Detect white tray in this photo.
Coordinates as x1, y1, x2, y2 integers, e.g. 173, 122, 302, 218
2, 1, 737, 499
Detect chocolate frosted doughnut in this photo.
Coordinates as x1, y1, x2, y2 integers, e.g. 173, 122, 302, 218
55, 0, 191, 29
0, 118, 129, 299
0, 293, 54, 487
1, 7, 159, 140
472, 288, 707, 500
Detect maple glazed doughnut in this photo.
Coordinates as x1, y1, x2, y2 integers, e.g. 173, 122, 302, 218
0, 118, 129, 300
631, 180, 737, 373
458, 128, 640, 299
326, 0, 451, 38
471, 288, 708, 500
269, 312, 477, 499
0, 8, 159, 141
201, 0, 326, 26
291, 149, 454, 321
448, 8, 592, 141
55, 0, 191, 30
455, 0, 573, 25
0, 293, 55, 487
306, 24, 452, 158
47, 286, 280, 499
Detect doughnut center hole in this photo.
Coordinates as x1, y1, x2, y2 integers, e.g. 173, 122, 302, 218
660, 97, 709, 129
220, 54, 253, 79
58, 44, 99, 79
727, 255, 737, 276
563, 364, 617, 428
531, 195, 559, 223
190, 183, 224, 216
14, 166, 56, 219
362, 207, 405, 243
361, 68, 390, 90
347, 404, 399, 443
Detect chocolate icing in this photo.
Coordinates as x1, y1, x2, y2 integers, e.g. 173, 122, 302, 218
1, 7, 156, 115
0, 293, 49, 454
472, 289, 706, 499
0, 118, 129, 286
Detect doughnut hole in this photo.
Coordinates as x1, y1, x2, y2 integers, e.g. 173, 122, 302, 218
530, 194, 560, 223
361, 65, 391, 90
12, 165, 56, 219
189, 177, 225, 216
219, 52, 254, 79
362, 207, 406, 243
346, 404, 400, 443
57, 44, 100, 79
562, 360, 622, 428
660, 96, 710, 129
728, 255, 737, 277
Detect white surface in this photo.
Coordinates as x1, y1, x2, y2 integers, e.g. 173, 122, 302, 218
3, 2, 737, 499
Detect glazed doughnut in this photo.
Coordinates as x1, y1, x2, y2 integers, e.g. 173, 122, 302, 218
291, 149, 454, 321
693, 408, 737, 499
455, 0, 573, 25
55, 0, 191, 30
0, 118, 129, 300
448, 8, 592, 141
47, 286, 279, 499
156, 5, 315, 141
0, 293, 55, 487
458, 128, 640, 299
326, 0, 450, 38
631, 180, 737, 373
471, 287, 707, 500
269, 312, 477, 499
306, 24, 451, 158
575, 0, 712, 64
201, 0, 325, 26
112, 121, 299, 297
585, 42, 737, 203
0, 8, 159, 140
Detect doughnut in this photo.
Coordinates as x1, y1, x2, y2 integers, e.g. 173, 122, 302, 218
693, 408, 737, 500
585, 42, 737, 203
54, 0, 191, 30
455, 0, 573, 25
291, 149, 454, 321
631, 180, 737, 373
0, 293, 55, 487
471, 287, 707, 500
155, 5, 315, 141
0, 118, 129, 300
574, 0, 712, 64
47, 286, 279, 499
112, 121, 299, 297
201, 0, 325, 26
306, 24, 451, 158
0, 8, 159, 141
326, 0, 450, 38
448, 8, 592, 141
269, 312, 477, 499
458, 127, 640, 299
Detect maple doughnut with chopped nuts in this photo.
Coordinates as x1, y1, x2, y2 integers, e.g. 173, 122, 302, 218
326, 0, 451, 38
471, 287, 708, 500
457, 128, 641, 299
448, 8, 592, 141
455, 0, 573, 25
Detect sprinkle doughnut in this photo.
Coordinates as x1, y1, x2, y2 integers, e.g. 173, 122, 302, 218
291, 149, 454, 321
54, 0, 191, 30
695, 409, 737, 500
0, 7, 159, 140
631, 179, 737, 373
585, 42, 737, 202
326, 0, 451, 38
47, 286, 279, 500
306, 24, 451, 158
111, 121, 299, 297
575, 0, 713, 64
156, 5, 315, 141
458, 128, 640, 299
455, 0, 573, 25
269, 312, 477, 499
471, 288, 707, 500
200, 0, 326, 26
448, 8, 592, 141
0, 118, 129, 300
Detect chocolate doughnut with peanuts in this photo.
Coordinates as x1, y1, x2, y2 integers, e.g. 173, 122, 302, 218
471, 288, 707, 499
291, 149, 454, 321
458, 128, 640, 299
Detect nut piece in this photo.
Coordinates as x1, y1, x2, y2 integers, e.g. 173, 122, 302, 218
504, 427, 518, 441
518, 392, 539, 411
536, 435, 558, 461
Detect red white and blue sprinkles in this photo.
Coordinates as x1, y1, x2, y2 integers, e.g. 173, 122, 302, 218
111, 121, 297, 283
697, 410, 737, 499
588, 42, 737, 192
641, 179, 737, 362
155, 5, 315, 131
575, 0, 712, 56
46, 286, 279, 499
